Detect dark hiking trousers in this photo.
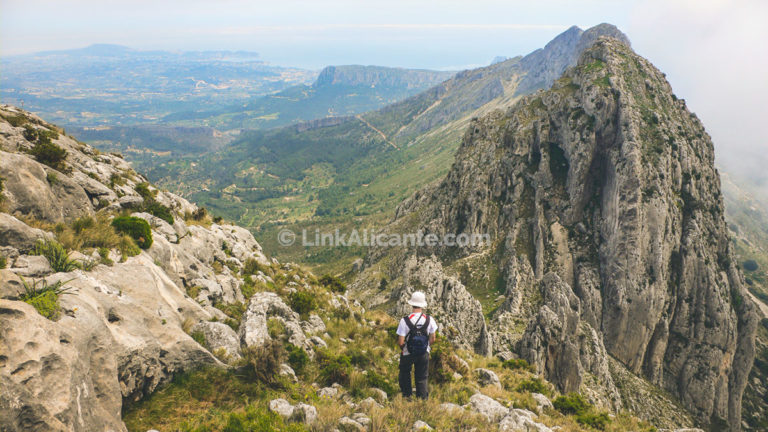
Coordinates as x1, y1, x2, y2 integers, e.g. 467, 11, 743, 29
399, 352, 429, 399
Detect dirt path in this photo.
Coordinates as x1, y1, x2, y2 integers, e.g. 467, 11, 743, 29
356, 115, 399, 149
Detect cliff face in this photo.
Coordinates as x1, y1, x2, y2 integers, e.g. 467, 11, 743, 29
360, 38, 758, 429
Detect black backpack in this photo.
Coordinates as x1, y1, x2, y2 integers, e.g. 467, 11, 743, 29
404, 314, 431, 356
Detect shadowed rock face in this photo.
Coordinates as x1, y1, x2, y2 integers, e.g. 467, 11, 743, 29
381, 38, 757, 430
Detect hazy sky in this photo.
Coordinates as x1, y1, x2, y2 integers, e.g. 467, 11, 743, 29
1, 0, 766, 168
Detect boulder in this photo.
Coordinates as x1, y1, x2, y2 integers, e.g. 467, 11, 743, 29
499, 409, 552, 432
190, 321, 241, 361
0, 269, 24, 299
318, 386, 339, 398
413, 420, 433, 431
239, 292, 308, 349
359, 397, 383, 410
338, 416, 365, 432
0, 213, 52, 253
10, 255, 53, 277
475, 368, 502, 388
468, 393, 508, 422
291, 403, 318, 425
268, 398, 294, 419
280, 364, 298, 382
531, 393, 553, 413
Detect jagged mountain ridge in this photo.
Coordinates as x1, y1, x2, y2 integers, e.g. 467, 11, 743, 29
353, 37, 758, 430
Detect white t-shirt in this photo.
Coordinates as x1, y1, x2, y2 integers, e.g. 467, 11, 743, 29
396, 312, 438, 355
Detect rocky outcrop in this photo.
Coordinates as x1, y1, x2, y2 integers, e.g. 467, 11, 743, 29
0, 107, 284, 431
239, 292, 309, 350
358, 38, 757, 429
392, 256, 491, 355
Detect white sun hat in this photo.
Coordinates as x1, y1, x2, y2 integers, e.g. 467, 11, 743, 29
408, 291, 428, 308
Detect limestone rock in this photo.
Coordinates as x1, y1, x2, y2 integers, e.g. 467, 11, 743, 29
291, 403, 318, 424
394, 256, 491, 355
468, 393, 508, 422
532, 393, 553, 412
413, 420, 433, 430
280, 364, 298, 382
475, 368, 502, 388
268, 398, 294, 419
499, 409, 552, 432
191, 321, 241, 361
239, 292, 308, 349
0, 213, 52, 253
338, 416, 366, 432
10, 255, 53, 277
318, 386, 339, 399
0, 269, 24, 299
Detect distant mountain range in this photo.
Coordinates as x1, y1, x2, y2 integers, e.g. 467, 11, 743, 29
161, 65, 455, 131
0, 44, 316, 127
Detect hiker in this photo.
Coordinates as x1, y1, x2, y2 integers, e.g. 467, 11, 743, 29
396, 291, 438, 399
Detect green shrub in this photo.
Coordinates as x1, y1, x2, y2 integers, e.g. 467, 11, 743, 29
503, 358, 535, 373
215, 301, 247, 330
286, 343, 309, 374
71, 216, 95, 233
365, 370, 397, 396
143, 200, 174, 224
577, 411, 611, 430
288, 291, 317, 317
428, 337, 456, 384
31, 141, 67, 170
111, 216, 152, 249
242, 258, 266, 275
553, 393, 591, 415
109, 173, 126, 188
0, 254, 6, 269
46, 172, 58, 184
319, 274, 346, 293
240, 340, 285, 386
743, 260, 759, 272
32, 239, 79, 272
347, 347, 372, 368
19, 276, 74, 320
516, 377, 550, 395
134, 182, 155, 200
317, 349, 352, 386
118, 234, 142, 259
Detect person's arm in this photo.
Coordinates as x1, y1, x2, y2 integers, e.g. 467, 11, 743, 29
398, 335, 406, 348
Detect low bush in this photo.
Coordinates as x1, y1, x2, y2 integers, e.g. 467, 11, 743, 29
20, 276, 74, 320
240, 340, 285, 386
365, 370, 398, 396
143, 200, 174, 225
502, 358, 535, 373
111, 216, 153, 249
553, 392, 591, 415
516, 377, 550, 395
32, 239, 79, 272
242, 258, 267, 275
0, 254, 6, 269
286, 343, 309, 374
25, 126, 66, 170
577, 411, 611, 430
428, 337, 457, 383
317, 349, 352, 386
319, 274, 346, 293
288, 291, 317, 317
743, 259, 759, 272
